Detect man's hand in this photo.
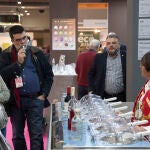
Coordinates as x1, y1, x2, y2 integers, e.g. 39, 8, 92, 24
37, 95, 45, 101
18, 48, 26, 64
134, 125, 147, 132
88, 91, 93, 95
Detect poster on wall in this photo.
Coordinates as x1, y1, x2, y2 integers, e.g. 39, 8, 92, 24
138, 18, 150, 39
138, 0, 150, 60
52, 19, 76, 50
138, 40, 150, 60
78, 31, 99, 52
139, 0, 150, 17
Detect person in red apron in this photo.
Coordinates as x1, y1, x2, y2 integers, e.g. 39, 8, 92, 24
131, 51, 150, 132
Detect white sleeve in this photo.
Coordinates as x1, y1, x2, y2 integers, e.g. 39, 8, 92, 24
143, 126, 150, 130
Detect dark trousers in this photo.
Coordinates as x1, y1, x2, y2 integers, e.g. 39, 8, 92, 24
10, 97, 44, 150
103, 91, 126, 102
78, 85, 88, 100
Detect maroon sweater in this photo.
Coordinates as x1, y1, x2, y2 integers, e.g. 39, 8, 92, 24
75, 49, 97, 86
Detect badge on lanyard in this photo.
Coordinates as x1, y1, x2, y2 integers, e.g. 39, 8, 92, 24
15, 76, 23, 88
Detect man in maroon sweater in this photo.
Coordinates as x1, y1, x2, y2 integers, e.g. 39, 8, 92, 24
75, 39, 100, 100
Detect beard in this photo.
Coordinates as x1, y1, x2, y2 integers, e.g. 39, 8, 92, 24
108, 49, 118, 57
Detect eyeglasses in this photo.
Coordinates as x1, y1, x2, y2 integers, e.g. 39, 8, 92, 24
106, 42, 118, 45
14, 36, 27, 42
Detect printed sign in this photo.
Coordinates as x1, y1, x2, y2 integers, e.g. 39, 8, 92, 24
52, 19, 76, 50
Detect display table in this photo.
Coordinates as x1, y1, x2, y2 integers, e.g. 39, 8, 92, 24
47, 103, 150, 150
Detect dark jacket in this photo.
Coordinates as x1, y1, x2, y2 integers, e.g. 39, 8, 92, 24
0, 45, 54, 114
88, 50, 126, 97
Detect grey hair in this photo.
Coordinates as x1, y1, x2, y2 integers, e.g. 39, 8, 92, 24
106, 33, 120, 41
89, 39, 100, 50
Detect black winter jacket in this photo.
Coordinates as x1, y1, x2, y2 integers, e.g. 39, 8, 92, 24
0, 45, 54, 115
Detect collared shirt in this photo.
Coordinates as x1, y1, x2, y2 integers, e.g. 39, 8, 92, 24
105, 51, 124, 94
19, 48, 40, 95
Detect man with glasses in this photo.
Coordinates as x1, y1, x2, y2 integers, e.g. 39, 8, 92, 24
88, 34, 126, 102
0, 25, 54, 150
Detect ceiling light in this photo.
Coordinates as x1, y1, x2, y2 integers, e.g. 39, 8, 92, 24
79, 32, 83, 36
94, 29, 100, 33
17, 1, 22, 5
26, 13, 30, 16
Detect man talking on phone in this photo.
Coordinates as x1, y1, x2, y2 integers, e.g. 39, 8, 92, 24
0, 25, 54, 150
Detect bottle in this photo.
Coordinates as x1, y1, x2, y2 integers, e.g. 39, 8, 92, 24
64, 86, 71, 103
71, 108, 83, 141
52, 58, 56, 72
68, 87, 76, 130
61, 92, 67, 110
60, 92, 68, 126
63, 86, 71, 112
59, 55, 65, 73
52, 58, 55, 67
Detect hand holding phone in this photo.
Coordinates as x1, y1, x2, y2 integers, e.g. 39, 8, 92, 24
17, 46, 26, 64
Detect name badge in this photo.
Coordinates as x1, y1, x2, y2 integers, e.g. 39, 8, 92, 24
15, 77, 23, 88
